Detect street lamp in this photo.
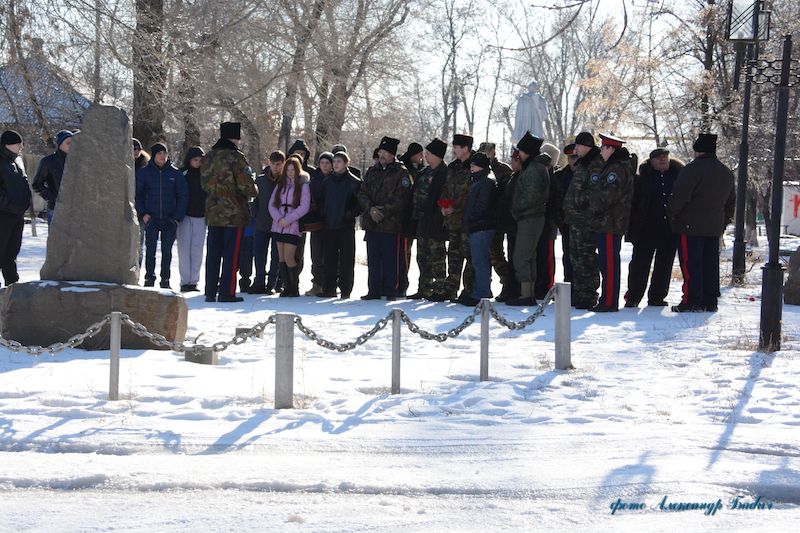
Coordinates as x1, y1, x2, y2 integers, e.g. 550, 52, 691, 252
726, 0, 770, 286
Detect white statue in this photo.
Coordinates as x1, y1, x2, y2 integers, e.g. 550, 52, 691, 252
512, 81, 549, 142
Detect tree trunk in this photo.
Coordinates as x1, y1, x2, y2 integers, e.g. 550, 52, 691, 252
133, 0, 167, 149
277, 0, 326, 154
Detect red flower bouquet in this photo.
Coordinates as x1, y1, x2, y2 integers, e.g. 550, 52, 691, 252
437, 198, 454, 209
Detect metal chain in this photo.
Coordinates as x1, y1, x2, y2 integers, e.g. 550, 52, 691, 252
121, 314, 277, 355
399, 304, 483, 342
487, 287, 555, 330
294, 312, 392, 352
0, 316, 110, 356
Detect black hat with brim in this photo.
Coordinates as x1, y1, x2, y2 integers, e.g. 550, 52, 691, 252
470, 152, 491, 169
649, 148, 670, 159
575, 131, 595, 148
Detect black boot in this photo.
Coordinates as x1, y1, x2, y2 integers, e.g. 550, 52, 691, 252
286, 266, 300, 297
278, 262, 290, 297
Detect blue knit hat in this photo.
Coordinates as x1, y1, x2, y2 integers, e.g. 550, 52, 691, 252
55, 129, 74, 148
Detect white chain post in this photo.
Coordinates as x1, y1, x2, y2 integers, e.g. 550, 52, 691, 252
391, 309, 401, 394
108, 311, 121, 401
274, 313, 295, 409
480, 299, 490, 381
555, 282, 572, 370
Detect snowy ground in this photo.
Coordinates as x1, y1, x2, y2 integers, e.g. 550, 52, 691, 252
1, 222, 799, 531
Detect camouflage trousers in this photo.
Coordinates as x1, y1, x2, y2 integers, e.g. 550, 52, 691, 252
415, 237, 447, 296
568, 225, 600, 307
445, 231, 474, 298
489, 231, 511, 284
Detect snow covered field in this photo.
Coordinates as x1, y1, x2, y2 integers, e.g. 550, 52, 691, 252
1, 222, 799, 531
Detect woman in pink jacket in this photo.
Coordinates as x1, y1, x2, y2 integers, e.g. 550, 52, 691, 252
269, 156, 311, 296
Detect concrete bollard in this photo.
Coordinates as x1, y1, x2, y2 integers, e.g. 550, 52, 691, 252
185, 348, 218, 365
274, 313, 295, 409
480, 299, 490, 381
391, 309, 401, 394
554, 282, 572, 370
108, 311, 121, 400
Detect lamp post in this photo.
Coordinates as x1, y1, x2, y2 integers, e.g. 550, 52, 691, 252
726, 1, 770, 285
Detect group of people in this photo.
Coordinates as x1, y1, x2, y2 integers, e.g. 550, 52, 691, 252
1, 122, 734, 314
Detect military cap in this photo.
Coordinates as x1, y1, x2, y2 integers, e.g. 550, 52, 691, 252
378, 136, 400, 155
517, 131, 543, 156
599, 133, 626, 148
220, 121, 241, 140
452, 133, 474, 148
425, 138, 447, 159
649, 148, 670, 159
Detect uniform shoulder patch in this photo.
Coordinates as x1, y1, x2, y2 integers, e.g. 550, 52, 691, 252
606, 172, 618, 184
242, 166, 254, 177
401, 176, 411, 188
590, 173, 600, 184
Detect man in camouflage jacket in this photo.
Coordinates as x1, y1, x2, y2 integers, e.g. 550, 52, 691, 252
563, 132, 603, 309
434, 133, 475, 301
200, 122, 257, 303
587, 134, 634, 312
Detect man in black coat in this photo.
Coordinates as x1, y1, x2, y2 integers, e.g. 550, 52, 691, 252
624, 148, 683, 308
0, 130, 32, 287
32, 129, 76, 225
666, 134, 735, 312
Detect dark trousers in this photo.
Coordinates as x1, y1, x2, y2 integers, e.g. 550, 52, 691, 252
205, 226, 244, 299
505, 232, 519, 295
365, 230, 401, 297
445, 231, 474, 298
489, 231, 511, 284
398, 237, 410, 295
626, 233, 676, 305
309, 230, 325, 285
238, 234, 254, 289
597, 232, 623, 309
0, 212, 23, 286
253, 230, 280, 288
534, 236, 556, 299
559, 224, 573, 282
144, 217, 177, 282
677, 234, 720, 309
322, 227, 356, 295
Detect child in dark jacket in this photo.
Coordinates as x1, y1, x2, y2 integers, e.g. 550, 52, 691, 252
319, 151, 362, 298
460, 152, 497, 306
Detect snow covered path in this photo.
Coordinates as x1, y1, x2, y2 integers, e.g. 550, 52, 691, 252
1, 224, 799, 530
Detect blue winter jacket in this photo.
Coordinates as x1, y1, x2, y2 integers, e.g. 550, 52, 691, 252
135, 159, 189, 221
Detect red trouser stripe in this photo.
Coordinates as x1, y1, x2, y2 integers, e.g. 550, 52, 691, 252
605, 233, 614, 307
229, 227, 243, 295
679, 234, 690, 304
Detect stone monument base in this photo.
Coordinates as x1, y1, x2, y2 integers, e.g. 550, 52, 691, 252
0, 281, 188, 351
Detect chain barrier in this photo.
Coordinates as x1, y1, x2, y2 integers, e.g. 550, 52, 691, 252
294, 312, 393, 352
487, 287, 556, 331
1, 289, 558, 356
399, 304, 482, 342
0, 316, 110, 356
121, 314, 277, 355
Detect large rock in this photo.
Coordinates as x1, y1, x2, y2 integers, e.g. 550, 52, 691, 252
40, 105, 140, 284
785, 246, 800, 305
0, 281, 187, 350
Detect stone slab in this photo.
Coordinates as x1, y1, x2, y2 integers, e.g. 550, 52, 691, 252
0, 281, 187, 351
